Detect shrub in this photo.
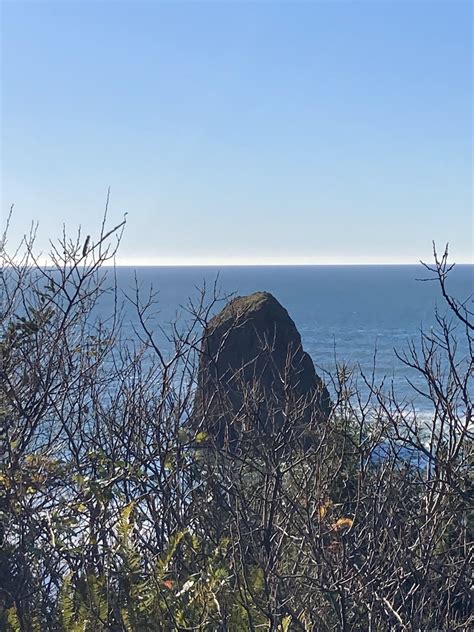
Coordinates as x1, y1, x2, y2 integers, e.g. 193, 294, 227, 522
0, 219, 472, 631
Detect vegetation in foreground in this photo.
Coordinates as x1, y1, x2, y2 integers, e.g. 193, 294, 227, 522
0, 218, 472, 631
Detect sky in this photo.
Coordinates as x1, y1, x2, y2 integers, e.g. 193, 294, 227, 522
1, 0, 472, 265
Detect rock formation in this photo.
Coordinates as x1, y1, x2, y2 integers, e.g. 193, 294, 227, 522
193, 291, 330, 449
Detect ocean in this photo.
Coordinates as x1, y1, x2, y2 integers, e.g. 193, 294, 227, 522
102, 264, 473, 414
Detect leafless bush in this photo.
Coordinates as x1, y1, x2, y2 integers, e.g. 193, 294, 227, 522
0, 218, 471, 631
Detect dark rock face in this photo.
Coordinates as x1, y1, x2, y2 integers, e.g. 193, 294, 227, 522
193, 291, 331, 448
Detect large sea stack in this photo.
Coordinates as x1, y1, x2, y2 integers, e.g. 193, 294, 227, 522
193, 291, 331, 449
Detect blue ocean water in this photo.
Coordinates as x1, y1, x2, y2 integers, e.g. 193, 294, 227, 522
104, 264, 473, 413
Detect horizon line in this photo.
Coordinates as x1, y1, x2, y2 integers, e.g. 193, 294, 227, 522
17, 257, 474, 268
111, 260, 474, 267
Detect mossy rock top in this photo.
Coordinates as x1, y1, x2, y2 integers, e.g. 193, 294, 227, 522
209, 291, 289, 330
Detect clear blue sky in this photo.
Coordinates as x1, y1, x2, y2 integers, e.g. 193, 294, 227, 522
1, 1, 472, 264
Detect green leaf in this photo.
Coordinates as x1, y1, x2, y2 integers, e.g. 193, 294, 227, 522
195, 431, 207, 443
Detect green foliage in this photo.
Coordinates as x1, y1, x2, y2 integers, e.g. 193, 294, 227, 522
1, 229, 471, 630
5, 607, 21, 632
